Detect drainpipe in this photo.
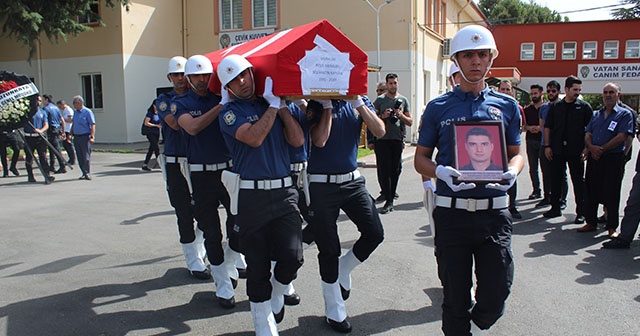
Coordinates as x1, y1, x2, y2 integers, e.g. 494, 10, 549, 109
182, 0, 188, 56
36, 39, 44, 91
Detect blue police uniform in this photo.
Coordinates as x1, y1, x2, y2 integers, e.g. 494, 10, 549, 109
172, 90, 238, 266
156, 91, 195, 245
306, 99, 384, 325
72, 106, 95, 178
418, 85, 520, 334
584, 104, 634, 230
24, 108, 52, 181
43, 102, 66, 172
220, 97, 303, 304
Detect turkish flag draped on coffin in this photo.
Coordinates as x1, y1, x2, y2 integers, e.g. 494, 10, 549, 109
205, 19, 368, 98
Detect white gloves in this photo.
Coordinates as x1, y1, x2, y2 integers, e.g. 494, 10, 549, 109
347, 95, 365, 108
220, 88, 231, 105
486, 167, 518, 191
293, 99, 307, 108
263, 76, 283, 109
435, 165, 476, 192
314, 99, 333, 110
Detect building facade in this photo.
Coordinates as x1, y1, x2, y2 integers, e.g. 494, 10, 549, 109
0, 0, 486, 143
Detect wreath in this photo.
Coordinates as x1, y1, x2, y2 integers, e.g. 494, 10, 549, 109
0, 71, 39, 132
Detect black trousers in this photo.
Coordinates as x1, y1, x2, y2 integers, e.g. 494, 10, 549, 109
433, 206, 513, 335
550, 149, 585, 214
539, 146, 568, 202
526, 139, 541, 194
47, 129, 65, 171
0, 133, 20, 175
585, 152, 625, 229
24, 136, 50, 178
292, 173, 314, 244
73, 134, 92, 176
190, 170, 237, 266
62, 132, 76, 165
308, 177, 384, 284
236, 187, 303, 302
165, 162, 195, 243
374, 139, 403, 202
144, 133, 160, 165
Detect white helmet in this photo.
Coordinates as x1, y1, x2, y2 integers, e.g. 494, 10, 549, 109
184, 55, 213, 76
450, 25, 498, 61
217, 54, 253, 88
449, 62, 460, 77
167, 56, 187, 74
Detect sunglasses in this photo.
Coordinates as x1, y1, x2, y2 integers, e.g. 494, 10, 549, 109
376, 89, 385, 92
547, 89, 558, 93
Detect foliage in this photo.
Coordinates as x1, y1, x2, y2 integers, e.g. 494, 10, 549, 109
0, 0, 130, 61
581, 94, 603, 112
611, 0, 640, 19
478, 0, 568, 25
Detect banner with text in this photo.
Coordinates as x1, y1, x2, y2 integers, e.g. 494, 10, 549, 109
578, 63, 640, 81
219, 29, 275, 49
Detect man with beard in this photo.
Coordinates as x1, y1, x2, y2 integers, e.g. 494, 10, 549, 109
522, 84, 544, 200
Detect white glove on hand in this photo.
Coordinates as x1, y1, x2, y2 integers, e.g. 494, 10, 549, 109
347, 95, 365, 108
263, 76, 283, 109
220, 88, 231, 105
293, 99, 307, 108
314, 99, 333, 110
485, 167, 518, 191
435, 165, 476, 192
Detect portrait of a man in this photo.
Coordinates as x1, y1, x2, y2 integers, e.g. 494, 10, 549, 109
460, 127, 503, 171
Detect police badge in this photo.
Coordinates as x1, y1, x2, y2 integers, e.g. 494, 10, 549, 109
488, 106, 502, 120
223, 111, 236, 125
158, 101, 168, 112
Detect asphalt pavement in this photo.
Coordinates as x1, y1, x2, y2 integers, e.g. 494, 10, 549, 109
0, 145, 639, 335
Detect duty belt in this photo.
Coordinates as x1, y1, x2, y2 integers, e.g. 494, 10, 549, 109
308, 169, 361, 184
239, 176, 293, 190
23, 133, 40, 137
290, 162, 307, 173
189, 160, 232, 172
165, 156, 187, 164
434, 195, 509, 212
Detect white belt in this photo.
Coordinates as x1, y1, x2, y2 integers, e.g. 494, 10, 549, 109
308, 169, 361, 184
165, 156, 187, 164
290, 162, 307, 173
434, 195, 509, 212
189, 160, 232, 172
24, 133, 40, 137
239, 176, 293, 190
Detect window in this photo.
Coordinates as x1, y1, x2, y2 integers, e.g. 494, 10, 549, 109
253, 0, 276, 28
426, 0, 445, 35
582, 41, 597, 59
626, 40, 640, 59
81, 74, 103, 109
220, 0, 243, 31
520, 43, 534, 60
562, 41, 576, 60
604, 40, 619, 59
77, 0, 99, 25
542, 42, 556, 60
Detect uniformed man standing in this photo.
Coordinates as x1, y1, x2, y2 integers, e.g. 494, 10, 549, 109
305, 96, 385, 333
71, 95, 96, 180
173, 55, 240, 309
156, 56, 209, 280
217, 54, 304, 336
414, 25, 523, 335
24, 95, 54, 184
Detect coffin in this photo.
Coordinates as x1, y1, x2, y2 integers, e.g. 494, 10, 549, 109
205, 19, 368, 98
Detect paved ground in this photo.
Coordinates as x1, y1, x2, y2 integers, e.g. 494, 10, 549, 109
0, 145, 639, 335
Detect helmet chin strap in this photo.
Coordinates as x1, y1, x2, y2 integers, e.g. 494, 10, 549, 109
228, 69, 256, 99
453, 56, 493, 85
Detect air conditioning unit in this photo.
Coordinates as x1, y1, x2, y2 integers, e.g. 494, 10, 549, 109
441, 38, 452, 59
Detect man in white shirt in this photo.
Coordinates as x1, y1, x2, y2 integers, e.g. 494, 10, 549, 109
57, 100, 76, 166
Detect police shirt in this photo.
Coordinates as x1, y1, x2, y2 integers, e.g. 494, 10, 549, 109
144, 110, 161, 136
373, 94, 410, 141
172, 90, 230, 165
287, 101, 311, 163
418, 85, 521, 199
586, 104, 633, 153
72, 107, 95, 135
538, 102, 552, 145
156, 91, 187, 157
24, 108, 48, 133
44, 103, 62, 128
307, 100, 361, 174
219, 98, 290, 180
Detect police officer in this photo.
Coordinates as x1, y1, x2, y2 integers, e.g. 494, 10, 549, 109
1, 129, 20, 177
24, 95, 54, 184
217, 54, 304, 336
306, 96, 385, 333
42, 94, 66, 174
156, 56, 209, 280
173, 55, 240, 309
414, 25, 523, 335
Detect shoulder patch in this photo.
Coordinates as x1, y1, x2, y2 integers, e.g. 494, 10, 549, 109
170, 103, 177, 115
158, 101, 168, 112
223, 111, 236, 125
489, 106, 502, 120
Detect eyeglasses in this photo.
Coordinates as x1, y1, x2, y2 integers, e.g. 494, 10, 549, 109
376, 89, 385, 93
547, 89, 558, 93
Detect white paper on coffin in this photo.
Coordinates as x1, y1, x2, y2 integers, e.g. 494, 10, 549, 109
297, 35, 354, 95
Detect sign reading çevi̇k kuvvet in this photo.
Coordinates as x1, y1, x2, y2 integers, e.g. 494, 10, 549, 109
206, 19, 368, 98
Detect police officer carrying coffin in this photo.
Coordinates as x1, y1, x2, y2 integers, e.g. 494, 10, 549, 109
24, 95, 55, 184
305, 95, 385, 333
414, 25, 523, 335
156, 56, 209, 280
173, 55, 240, 309
217, 54, 304, 336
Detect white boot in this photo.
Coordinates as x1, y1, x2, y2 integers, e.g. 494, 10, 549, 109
223, 244, 240, 281
284, 282, 295, 296
321, 281, 347, 323
250, 301, 279, 336
181, 241, 207, 272
338, 249, 361, 300
195, 227, 207, 261
270, 278, 287, 323
211, 264, 235, 308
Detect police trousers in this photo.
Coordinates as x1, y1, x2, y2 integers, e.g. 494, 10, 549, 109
585, 152, 625, 230
309, 177, 384, 283
433, 206, 513, 335
236, 187, 303, 302
165, 162, 195, 243
190, 170, 238, 266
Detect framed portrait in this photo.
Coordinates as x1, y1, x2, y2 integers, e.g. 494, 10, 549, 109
451, 120, 508, 184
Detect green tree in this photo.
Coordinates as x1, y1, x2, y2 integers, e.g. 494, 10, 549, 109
612, 0, 640, 19
0, 0, 130, 61
478, 0, 568, 25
